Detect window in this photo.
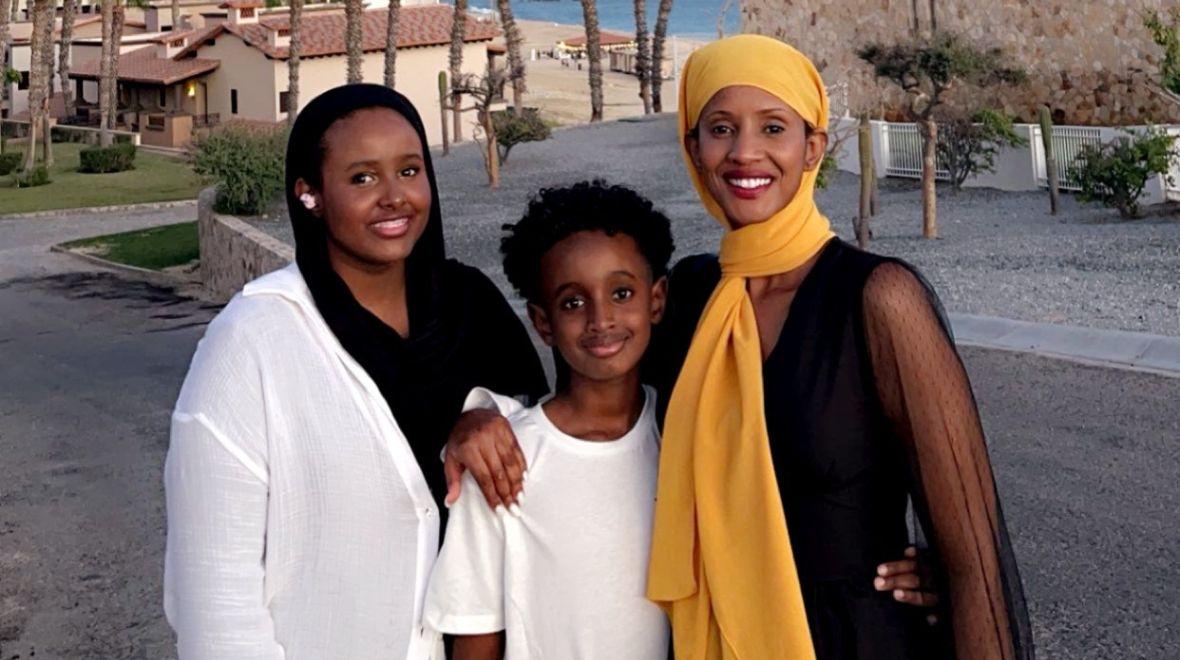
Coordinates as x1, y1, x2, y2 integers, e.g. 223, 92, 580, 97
18, 71, 30, 91
241, 7, 254, 18
159, 88, 167, 108
279, 91, 291, 113
231, 89, 239, 114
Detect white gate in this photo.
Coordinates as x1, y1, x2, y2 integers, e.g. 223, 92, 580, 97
1167, 126, 1180, 202
881, 122, 949, 181
1030, 126, 1103, 192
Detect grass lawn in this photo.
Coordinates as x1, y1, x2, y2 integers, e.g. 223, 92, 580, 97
60, 221, 198, 271
0, 142, 203, 215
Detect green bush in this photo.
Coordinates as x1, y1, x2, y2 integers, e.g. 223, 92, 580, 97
1070, 129, 1177, 219
492, 107, 552, 163
0, 152, 21, 176
189, 124, 287, 216
13, 165, 52, 188
815, 153, 838, 190
936, 108, 1028, 190
79, 143, 137, 173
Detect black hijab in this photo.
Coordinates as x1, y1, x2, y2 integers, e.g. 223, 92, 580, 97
285, 84, 547, 507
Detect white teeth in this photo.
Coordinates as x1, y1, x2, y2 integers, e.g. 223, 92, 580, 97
374, 218, 408, 229
729, 177, 772, 189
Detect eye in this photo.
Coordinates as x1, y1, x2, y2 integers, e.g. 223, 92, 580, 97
399, 166, 420, 178
612, 287, 634, 302
764, 123, 786, 135
351, 172, 376, 185
560, 296, 585, 311
709, 124, 734, 136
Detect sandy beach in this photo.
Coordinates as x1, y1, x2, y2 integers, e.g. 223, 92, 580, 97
506, 19, 707, 125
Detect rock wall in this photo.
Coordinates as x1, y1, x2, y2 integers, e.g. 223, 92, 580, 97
739, 0, 1180, 126
197, 187, 294, 302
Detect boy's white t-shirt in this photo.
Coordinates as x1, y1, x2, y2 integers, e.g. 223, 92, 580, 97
424, 385, 669, 660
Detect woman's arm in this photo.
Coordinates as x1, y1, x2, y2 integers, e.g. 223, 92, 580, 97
163, 320, 283, 660
864, 262, 1032, 660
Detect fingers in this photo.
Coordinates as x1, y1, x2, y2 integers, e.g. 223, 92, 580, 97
494, 438, 524, 502
874, 573, 920, 592
904, 545, 918, 558
443, 452, 464, 507
891, 589, 940, 608
467, 452, 506, 510
876, 559, 917, 577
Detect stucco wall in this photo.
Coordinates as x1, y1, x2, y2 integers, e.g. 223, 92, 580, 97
197, 34, 280, 122
740, 0, 1180, 126
197, 187, 294, 302
275, 40, 490, 146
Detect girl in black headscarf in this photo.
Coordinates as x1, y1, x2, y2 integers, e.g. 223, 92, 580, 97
165, 84, 546, 660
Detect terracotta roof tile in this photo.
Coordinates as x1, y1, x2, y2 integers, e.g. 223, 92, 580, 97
559, 31, 634, 48
71, 45, 221, 85
177, 5, 499, 60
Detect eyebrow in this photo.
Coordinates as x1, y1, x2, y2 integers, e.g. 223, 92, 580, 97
551, 270, 640, 293
704, 107, 794, 120
345, 153, 423, 170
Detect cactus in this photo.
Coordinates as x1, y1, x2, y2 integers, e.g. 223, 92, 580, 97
1039, 105, 1060, 215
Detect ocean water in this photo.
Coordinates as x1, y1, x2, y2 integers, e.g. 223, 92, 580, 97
473, 0, 739, 40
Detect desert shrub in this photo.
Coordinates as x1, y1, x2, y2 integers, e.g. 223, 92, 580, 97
0, 152, 21, 176
189, 124, 287, 215
816, 153, 838, 189
492, 107, 552, 163
79, 143, 137, 173
1070, 129, 1177, 219
13, 165, 51, 188
936, 108, 1027, 190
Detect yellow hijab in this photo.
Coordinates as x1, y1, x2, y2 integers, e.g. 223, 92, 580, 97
647, 35, 834, 659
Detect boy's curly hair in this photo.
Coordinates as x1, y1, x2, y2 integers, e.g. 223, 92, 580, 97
501, 180, 675, 304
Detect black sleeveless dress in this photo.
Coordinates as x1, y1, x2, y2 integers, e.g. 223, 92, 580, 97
643, 239, 1032, 660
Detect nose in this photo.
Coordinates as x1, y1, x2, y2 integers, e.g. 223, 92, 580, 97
587, 299, 616, 332
727, 126, 763, 165
379, 179, 406, 209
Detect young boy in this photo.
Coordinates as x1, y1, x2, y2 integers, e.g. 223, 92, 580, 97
423, 180, 675, 659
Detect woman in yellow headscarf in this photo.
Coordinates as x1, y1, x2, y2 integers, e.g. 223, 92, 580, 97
643, 35, 1033, 659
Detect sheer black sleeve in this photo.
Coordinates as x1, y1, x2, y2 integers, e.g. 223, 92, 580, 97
863, 262, 1034, 660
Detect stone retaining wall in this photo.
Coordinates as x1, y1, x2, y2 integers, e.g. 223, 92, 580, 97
740, 0, 1180, 126
197, 187, 294, 302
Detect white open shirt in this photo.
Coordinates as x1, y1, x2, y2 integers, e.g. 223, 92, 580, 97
164, 263, 443, 660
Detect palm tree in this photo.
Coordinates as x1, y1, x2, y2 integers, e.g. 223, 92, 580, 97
383, 0, 399, 88
59, 0, 78, 118
447, 0, 467, 141
108, 2, 127, 130
345, 0, 363, 83
632, 0, 651, 113
23, 0, 51, 171
287, 0, 302, 125
577, 0, 603, 122
37, 0, 53, 166
649, 0, 672, 112
99, 0, 115, 145
0, 0, 12, 127
495, 0, 525, 110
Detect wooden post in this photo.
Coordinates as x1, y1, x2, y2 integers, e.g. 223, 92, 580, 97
1039, 105, 1059, 215
855, 114, 873, 249
438, 71, 450, 156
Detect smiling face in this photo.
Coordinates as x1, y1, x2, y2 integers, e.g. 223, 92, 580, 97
686, 85, 827, 229
294, 107, 432, 271
529, 230, 667, 384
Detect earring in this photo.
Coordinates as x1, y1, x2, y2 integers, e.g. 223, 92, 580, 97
299, 193, 317, 210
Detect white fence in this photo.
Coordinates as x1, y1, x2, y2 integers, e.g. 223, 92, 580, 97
880, 123, 949, 181
1030, 126, 1105, 192
832, 118, 1179, 207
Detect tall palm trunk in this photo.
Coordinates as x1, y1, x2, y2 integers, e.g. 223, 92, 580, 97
578, 0, 603, 122
59, 0, 78, 118
38, 0, 53, 166
0, 0, 12, 131
108, 3, 125, 131
99, 0, 114, 145
23, 0, 49, 171
448, 0, 467, 141
495, 0, 525, 110
171, 0, 179, 31
632, 0, 651, 113
383, 0, 399, 88
287, 0, 302, 125
649, 0, 672, 112
345, 0, 363, 83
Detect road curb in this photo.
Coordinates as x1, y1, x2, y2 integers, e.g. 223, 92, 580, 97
949, 313, 1180, 378
1, 198, 198, 220
48, 244, 183, 288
